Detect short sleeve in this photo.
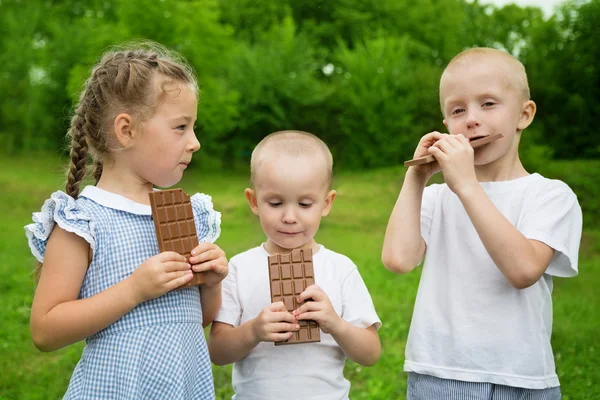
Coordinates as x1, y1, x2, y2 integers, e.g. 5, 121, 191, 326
420, 184, 440, 245
520, 181, 582, 277
214, 259, 242, 326
24, 191, 95, 263
191, 193, 221, 243
340, 261, 381, 330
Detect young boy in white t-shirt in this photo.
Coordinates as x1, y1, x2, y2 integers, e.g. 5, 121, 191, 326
209, 130, 381, 400
382, 48, 582, 399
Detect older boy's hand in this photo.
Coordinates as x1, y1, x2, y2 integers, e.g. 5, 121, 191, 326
410, 131, 445, 179
429, 134, 478, 196
251, 302, 300, 343
189, 242, 228, 288
293, 285, 342, 335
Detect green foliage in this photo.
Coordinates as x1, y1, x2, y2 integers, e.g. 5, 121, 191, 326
0, 0, 598, 165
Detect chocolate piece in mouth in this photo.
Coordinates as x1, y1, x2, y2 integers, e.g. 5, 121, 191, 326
403, 133, 503, 167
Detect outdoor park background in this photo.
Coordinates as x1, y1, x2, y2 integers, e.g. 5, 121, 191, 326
1, 0, 598, 398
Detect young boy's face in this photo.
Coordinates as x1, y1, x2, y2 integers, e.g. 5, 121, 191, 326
440, 56, 535, 167
245, 152, 336, 255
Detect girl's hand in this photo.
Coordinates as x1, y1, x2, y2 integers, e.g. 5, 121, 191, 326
410, 131, 446, 179
293, 285, 342, 335
189, 243, 228, 287
129, 252, 193, 303
250, 302, 300, 343
428, 133, 478, 196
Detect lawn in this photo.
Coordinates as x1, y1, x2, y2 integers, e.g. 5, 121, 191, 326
0, 154, 598, 399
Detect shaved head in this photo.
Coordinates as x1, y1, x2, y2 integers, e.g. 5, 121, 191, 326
440, 47, 530, 112
250, 130, 333, 189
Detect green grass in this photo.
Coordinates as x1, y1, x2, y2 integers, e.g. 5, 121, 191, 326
0, 154, 598, 399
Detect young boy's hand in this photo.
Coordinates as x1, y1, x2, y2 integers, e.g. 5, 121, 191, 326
189, 242, 228, 288
251, 302, 300, 343
293, 285, 342, 335
428, 133, 478, 195
410, 131, 446, 179
130, 252, 193, 303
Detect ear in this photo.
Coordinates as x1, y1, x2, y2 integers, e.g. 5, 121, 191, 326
442, 118, 448, 129
517, 100, 536, 131
321, 190, 337, 217
113, 113, 136, 148
244, 188, 259, 215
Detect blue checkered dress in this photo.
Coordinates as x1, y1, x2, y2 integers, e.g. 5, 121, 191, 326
25, 186, 221, 399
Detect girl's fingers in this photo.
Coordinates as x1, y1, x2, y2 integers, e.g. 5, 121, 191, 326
159, 251, 187, 263
190, 242, 215, 256
166, 270, 194, 289
190, 248, 223, 264
191, 260, 215, 273
164, 261, 192, 272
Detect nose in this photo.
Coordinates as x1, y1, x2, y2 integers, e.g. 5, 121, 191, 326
188, 131, 201, 153
465, 110, 481, 130
282, 206, 297, 224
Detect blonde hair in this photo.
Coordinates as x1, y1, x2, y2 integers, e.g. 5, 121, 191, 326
65, 41, 198, 199
35, 42, 197, 281
440, 47, 530, 111
250, 130, 333, 188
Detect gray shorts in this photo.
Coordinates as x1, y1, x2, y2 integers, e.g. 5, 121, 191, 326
407, 372, 561, 400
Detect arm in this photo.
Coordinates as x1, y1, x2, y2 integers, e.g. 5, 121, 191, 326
294, 285, 381, 366
429, 134, 554, 289
208, 302, 299, 365
457, 186, 554, 288
188, 243, 228, 327
382, 168, 429, 273
382, 131, 446, 273
30, 226, 193, 351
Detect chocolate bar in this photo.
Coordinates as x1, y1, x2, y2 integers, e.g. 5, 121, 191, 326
268, 248, 320, 345
404, 133, 503, 167
149, 189, 205, 287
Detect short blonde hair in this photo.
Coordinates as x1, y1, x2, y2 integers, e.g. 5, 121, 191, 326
250, 130, 333, 188
440, 47, 530, 111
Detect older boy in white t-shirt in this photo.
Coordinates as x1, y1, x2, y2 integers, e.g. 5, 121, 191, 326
209, 130, 381, 400
382, 48, 582, 399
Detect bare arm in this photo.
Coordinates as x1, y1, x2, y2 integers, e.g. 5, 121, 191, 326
458, 186, 554, 288
331, 323, 380, 366
294, 285, 381, 366
200, 283, 222, 327
382, 168, 429, 273
208, 302, 299, 365
31, 226, 194, 351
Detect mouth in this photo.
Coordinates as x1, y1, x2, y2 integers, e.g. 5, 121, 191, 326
179, 161, 190, 168
468, 134, 488, 142
279, 231, 301, 236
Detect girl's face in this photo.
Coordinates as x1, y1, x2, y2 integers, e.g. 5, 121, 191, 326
129, 81, 200, 188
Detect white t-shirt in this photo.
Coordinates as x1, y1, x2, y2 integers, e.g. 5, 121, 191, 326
405, 173, 582, 389
215, 244, 381, 400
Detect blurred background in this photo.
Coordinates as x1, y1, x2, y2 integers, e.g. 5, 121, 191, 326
1, 0, 598, 399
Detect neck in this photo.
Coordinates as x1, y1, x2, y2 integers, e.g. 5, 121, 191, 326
475, 139, 529, 182
95, 160, 154, 205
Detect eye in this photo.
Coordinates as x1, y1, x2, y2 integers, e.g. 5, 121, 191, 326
482, 101, 495, 107
451, 108, 465, 115
268, 202, 282, 208
176, 124, 186, 131
299, 202, 313, 208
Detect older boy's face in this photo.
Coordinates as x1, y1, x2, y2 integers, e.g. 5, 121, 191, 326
247, 152, 335, 254
440, 58, 530, 166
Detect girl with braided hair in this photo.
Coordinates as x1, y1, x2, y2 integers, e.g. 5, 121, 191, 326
24, 42, 226, 399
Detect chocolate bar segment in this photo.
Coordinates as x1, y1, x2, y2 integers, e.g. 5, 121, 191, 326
403, 133, 503, 167
268, 248, 320, 345
149, 189, 205, 287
